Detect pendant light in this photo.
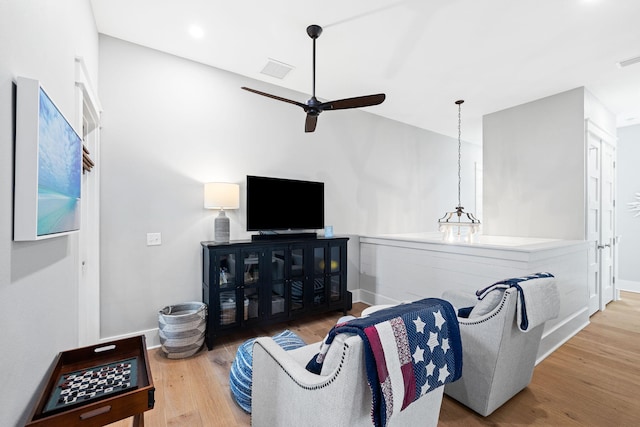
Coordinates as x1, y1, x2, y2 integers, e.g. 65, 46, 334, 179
438, 99, 480, 243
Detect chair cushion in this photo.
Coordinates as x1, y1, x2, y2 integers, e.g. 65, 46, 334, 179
229, 329, 305, 413
457, 306, 474, 318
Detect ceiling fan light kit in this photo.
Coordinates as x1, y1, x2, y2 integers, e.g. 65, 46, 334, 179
438, 99, 481, 243
241, 24, 385, 132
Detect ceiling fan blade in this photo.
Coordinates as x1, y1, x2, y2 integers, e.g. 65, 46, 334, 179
305, 114, 318, 133
241, 87, 308, 110
319, 93, 386, 111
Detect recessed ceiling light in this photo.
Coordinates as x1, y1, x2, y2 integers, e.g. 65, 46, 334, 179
189, 25, 204, 39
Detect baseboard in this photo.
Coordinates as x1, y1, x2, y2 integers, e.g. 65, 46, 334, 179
536, 306, 589, 365
101, 286, 597, 355
617, 279, 640, 293
102, 289, 396, 348
350, 288, 363, 305
100, 328, 160, 350
356, 288, 403, 307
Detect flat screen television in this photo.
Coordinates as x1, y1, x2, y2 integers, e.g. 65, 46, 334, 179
14, 77, 82, 241
246, 175, 324, 232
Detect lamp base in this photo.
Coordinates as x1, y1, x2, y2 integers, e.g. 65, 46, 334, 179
214, 211, 230, 243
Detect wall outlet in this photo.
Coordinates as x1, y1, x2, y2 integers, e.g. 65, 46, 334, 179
147, 232, 161, 246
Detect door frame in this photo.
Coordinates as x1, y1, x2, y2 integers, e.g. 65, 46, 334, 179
75, 57, 102, 345
585, 119, 617, 315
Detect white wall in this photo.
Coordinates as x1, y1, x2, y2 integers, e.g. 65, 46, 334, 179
617, 124, 640, 291
483, 88, 589, 239
98, 35, 481, 341
0, 1, 98, 425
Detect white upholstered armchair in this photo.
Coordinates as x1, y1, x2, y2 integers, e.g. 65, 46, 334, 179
442, 274, 559, 416
251, 333, 445, 427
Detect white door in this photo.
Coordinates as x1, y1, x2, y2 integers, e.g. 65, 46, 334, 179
586, 121, 616, 315
599, 142, 615, 308
78, 117, 100, 345
586, 132, 601, 315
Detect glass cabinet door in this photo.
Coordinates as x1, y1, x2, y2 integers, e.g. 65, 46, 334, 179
219, 290, 238, 326
218, 252, 238, 327
329, 245, 343, 302
312, 246, 326, 307
269, 249, 286, 317
218, 253, 236, 288
242, 250, 261, 322
289, 247, 305, 312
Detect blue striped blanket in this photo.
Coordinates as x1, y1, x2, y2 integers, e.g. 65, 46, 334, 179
475, 272, 559, 332
306, 298, 462, 427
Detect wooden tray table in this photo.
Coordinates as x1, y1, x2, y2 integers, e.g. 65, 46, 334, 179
26, 336, 154, 427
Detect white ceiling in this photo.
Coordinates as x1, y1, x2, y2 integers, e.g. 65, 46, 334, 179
90, 0, 640, 143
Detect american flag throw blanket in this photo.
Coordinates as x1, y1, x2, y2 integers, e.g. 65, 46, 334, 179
306, 298, 462, 427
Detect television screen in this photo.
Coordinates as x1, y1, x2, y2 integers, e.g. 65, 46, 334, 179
14, 77, 82, 240
246, 175, 324, 231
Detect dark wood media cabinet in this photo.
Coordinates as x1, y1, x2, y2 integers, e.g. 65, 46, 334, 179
202, 237, 351, 350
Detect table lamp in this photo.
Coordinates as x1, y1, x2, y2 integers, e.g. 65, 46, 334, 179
204, 182, 240, 243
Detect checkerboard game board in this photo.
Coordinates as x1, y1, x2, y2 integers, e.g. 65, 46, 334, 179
43, 357, 138, 414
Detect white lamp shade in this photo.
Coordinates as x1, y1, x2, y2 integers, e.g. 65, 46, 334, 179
204, 182, 240, 209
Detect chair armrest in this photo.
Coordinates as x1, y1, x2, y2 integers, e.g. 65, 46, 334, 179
253, 337, 352, 389
252, 336, 365, 427
253, 338, 330, 387
442, 290, 478, 311
286, 340, 322, 365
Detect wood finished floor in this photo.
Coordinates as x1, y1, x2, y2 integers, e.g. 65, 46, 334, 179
108, 291, 640, 426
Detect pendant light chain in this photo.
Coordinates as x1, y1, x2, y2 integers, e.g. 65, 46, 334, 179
437, 98, 480, 241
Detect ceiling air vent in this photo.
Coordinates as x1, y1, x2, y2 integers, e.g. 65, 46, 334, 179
260, 59, 294, 79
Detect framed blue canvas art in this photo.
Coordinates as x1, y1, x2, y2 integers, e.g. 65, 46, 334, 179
14, 77, 82, 240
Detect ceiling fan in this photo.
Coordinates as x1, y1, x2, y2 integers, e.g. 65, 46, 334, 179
241, 24, 386, 133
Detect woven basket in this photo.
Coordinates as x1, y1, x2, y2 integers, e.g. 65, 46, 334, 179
158, 302, 207, 359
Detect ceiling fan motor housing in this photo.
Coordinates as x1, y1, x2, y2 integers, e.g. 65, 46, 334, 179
307, 24, 323, 39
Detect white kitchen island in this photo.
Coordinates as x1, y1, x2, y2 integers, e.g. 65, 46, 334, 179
359, 232, 589, 362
